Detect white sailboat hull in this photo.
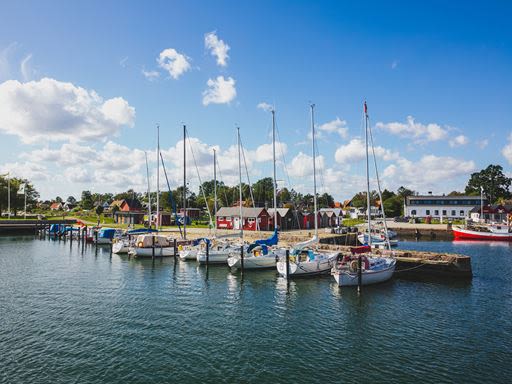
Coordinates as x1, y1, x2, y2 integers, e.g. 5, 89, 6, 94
179, 248, 199, 260
227, 254, 277, 269
197, 250, 231, 264
112, 240, 130, 254
129, 247, 176, 258
332, 258, 396, 286
276, 253, 337, 277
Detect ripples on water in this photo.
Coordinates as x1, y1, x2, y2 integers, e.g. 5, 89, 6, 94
0, 237, 511, 383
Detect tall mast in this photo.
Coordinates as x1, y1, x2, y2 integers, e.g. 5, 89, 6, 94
237, 127, 243, 241
368, 111, 391, 250
156, 124, 160, 231
310, 104, 318, 238
183, 124, 187, 240
145, 152, 151, 227
364, 102, 372, 246
272, 108, 278, 230
480, 186, 484, 223
213, 148, 217, 235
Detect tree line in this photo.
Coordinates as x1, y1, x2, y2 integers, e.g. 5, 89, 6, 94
2, 164, 511, 218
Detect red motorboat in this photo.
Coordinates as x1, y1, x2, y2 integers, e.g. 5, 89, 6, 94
452, 224, 512, 241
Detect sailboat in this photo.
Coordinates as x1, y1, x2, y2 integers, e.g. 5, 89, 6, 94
332, 102, 396, 287
228, 108, 282, 269
276, 104, 338, 277
197, 128, 246, 265
180, 145, 216, 261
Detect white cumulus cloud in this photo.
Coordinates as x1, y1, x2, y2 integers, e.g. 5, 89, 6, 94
254, 142, 287, 162
257, 102, 273, 112
334, 138, 400, 164
287, 152, 325, 178
502, 134, 512, 165
0, 78, 135, 143
157, 48, 191, 79
449, 134, 469, 148
202, 76, 236, 105
376, 116, 449, 143
204, 31, 230, 67
382, 155, 475, 192
317, 117, 348, 139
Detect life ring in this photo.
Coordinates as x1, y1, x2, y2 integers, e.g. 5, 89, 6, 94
137, 241, 143, 247
349, 260, 359, 273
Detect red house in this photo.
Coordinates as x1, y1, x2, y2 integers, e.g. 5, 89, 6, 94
301, 212, 322, 230
216, 207, 270, 231
114, 198, 144, 225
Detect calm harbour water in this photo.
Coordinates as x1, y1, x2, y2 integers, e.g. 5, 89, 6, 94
1, 236, 511, 383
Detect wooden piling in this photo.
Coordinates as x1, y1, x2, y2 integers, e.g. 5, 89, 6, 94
240, 245, 244, 272
357, 255, 362, 293
206, 241, 209, 265
152, 235, 155, 260
285, 249, 290, 280
174, 238, 177, 258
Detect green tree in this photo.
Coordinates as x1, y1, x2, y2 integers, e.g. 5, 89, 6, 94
351, 191, 378, 209
80, 190, 94, 210
465, 164, 511, 203
317, 192, 334, 208
55, 196, 63, 203
381, 189, 396, 201
66, 196, 77, 204
278, 187, 291, 206
95, 205, 104, 216
252, 177, 274, 206
383, 196, 403, 217
397, 186, 414, 199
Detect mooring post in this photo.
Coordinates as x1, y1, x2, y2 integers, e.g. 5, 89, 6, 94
174, 238, 177, 258
206, 241, 209, 265
152, 235, 155, 261
357, 255, 362, 294
240, 245, 244, 272
95, 229, 98, 248
285, 249, 290, 280
70, 226, 73, 245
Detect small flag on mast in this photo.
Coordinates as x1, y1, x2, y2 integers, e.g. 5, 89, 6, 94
364, 101, 368, 114
17, 183, 26, 195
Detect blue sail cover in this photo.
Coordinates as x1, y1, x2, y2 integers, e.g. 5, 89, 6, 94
247, 229, 278, 253
98, 228, 116, 239
192, 238, 210, 247
127, 228, 157, 235
49, 224, 62, 233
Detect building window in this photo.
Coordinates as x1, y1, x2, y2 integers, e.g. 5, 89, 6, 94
248, 218, 255, 223
426, 210, 430, 215
218, 216, 225, 221
411, 210, 417, 215
460, 210, 464, 216
226, 217, 232, 221
442, 210, 447, 216
434, 210, 439, 216
451, 210, 456, 216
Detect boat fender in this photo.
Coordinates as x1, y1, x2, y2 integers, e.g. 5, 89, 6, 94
178, 245, 183, 251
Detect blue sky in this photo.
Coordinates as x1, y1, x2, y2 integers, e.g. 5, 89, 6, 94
0, 0, 511, 201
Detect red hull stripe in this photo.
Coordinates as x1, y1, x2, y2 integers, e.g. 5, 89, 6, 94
453, 229, 512, 241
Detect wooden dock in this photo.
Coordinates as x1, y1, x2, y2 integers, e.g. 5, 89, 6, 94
0, 219, 77, 234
